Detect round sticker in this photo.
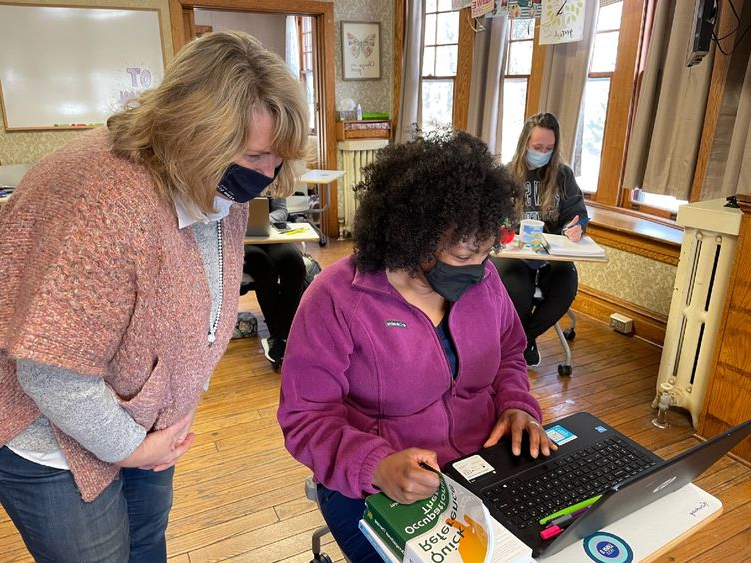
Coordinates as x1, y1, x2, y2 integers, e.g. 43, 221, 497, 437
582, 532, 634, 563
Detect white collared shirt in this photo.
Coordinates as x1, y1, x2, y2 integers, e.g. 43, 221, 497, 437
174, 195, 234, 229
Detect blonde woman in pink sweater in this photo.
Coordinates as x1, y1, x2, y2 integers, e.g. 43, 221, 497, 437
0, 32, 308, 562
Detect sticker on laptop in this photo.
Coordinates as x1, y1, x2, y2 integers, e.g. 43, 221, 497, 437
451, 455, 496, 482
545, 424, 578, 446
582, 531, 634, 563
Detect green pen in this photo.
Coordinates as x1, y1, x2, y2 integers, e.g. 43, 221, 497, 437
539, 494, 602, 526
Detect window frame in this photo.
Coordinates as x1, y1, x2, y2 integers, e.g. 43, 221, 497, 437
297, 15, 317, 135
573, 14, 620, 192
420, 4, 474, 129
589, 0, 646, 209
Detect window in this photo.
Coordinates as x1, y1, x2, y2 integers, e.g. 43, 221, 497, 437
500, 18, 535, 163
298, 16, 317, 135
629, 190, 687, 217
573, 2, 623, 194
421, 0, 460, 130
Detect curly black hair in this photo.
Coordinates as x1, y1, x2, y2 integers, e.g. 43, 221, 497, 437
352, 129, 520, 273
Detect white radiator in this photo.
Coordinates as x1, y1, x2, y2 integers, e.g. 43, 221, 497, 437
336, 139, 389, 237
655, 198, 742, 428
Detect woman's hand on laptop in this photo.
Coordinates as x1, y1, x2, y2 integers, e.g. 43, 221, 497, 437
372, 448, 441, 504
483, 408, 558, 458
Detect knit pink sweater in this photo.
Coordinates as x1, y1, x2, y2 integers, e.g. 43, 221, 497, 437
0, 128, 246, 501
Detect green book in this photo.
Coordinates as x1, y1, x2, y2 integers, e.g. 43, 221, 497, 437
363, 477, 451, 559
361, 472, 531, 563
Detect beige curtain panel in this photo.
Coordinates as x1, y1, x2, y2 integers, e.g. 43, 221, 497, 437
395, 0, 425, 143
537, 0, 599, 165
622, 0, 714, 200
466, 15, 509, 154
702, 4, 751, 200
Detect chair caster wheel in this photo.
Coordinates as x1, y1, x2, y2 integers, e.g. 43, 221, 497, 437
311, 554, 333, 563
563, 328, 576, 341
558, 364, 572, 376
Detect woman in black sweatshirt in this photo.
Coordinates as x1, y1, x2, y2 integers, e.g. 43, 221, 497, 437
492, 112, 588, 367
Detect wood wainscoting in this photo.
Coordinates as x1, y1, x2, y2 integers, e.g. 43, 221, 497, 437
573, 284, 668, 346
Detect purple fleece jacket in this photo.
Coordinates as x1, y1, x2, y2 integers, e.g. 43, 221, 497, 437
277, 256, 541, 500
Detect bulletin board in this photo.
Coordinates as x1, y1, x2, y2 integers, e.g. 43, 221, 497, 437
0, 4, 165, 130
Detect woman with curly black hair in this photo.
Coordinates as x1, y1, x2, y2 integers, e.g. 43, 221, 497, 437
278, 130, 556, 562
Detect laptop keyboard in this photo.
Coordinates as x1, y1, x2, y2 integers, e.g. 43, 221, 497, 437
481, 437, 657, 531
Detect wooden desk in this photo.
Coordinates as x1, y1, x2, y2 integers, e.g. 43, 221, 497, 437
493, 235, 609, 263
361, 483, 721, 563
243, 222, 319, 246
297, 169, 346, 245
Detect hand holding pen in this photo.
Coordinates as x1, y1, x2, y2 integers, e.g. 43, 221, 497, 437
563, 215, 589, 242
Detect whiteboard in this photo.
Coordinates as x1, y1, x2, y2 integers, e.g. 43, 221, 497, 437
0, 4, 165, 130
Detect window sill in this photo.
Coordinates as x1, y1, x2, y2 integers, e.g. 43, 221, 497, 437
585, 203, 683, 265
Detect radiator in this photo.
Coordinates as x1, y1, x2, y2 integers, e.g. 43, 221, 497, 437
336, 139, 389, 237
655, 199, 742, 428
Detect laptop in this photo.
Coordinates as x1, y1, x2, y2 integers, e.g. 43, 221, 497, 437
245, 197, 270, 237
444, 411, 751, 558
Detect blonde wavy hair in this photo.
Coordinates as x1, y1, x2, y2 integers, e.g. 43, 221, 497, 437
107, 31, 309, 213
509, 112, 564, 223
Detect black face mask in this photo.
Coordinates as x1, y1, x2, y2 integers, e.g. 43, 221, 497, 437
216, 163, 283, 203
425, 259, 487, 302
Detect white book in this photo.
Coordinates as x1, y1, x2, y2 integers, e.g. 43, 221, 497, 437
541, 234, 606, 258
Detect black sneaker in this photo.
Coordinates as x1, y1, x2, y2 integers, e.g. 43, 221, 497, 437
262, 336, 286, 368
524, 340, 541, 367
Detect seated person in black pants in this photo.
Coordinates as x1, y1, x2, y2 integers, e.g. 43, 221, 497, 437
244, 198, 305, 367
491, 112, 587, 367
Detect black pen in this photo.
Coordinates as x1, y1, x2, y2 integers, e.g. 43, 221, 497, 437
419, 461, 440, 474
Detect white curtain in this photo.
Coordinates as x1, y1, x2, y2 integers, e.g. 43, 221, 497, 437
622, 0, 714, 199
285, 16, 300, 78
537, 0, 599, 163
466, 15, 509, 154
395, 0, 425, 143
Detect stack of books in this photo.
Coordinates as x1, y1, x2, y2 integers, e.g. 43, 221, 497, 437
360, 472, 531, 563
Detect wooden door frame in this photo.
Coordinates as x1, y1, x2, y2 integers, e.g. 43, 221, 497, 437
168, 0, 338, 237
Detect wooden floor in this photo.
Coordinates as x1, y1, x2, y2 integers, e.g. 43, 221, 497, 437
1, 240, 749, 562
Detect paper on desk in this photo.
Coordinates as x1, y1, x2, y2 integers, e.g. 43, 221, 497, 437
541, 234, 606, 258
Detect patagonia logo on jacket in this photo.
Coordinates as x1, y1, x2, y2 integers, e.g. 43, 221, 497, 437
385, 320, 407, 328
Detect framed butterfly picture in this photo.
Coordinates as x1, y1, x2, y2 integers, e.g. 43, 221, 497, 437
341, 21, 381, 81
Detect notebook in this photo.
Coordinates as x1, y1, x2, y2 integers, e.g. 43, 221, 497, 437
541, 234, 606, 258
245, 197, 270, 237
444, 411, 751, 558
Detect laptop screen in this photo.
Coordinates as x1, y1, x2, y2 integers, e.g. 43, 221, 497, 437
245, 197, 270, 237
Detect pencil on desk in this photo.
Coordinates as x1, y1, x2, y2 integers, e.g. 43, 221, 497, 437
283, 228, 306, 235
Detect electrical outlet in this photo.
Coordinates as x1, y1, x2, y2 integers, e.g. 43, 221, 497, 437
610, 313, 633, 334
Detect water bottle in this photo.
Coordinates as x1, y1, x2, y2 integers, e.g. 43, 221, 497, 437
356, 103, 363, 121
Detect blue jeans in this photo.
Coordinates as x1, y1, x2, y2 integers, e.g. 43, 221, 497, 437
0, 446, 173, 562
317, 483, 382, 563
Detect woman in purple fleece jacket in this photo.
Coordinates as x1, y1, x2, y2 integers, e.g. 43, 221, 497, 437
278, 130, 556, 561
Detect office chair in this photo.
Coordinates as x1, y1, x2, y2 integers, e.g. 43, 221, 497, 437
305, 476, 349, 563
532, 286, 576, 376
